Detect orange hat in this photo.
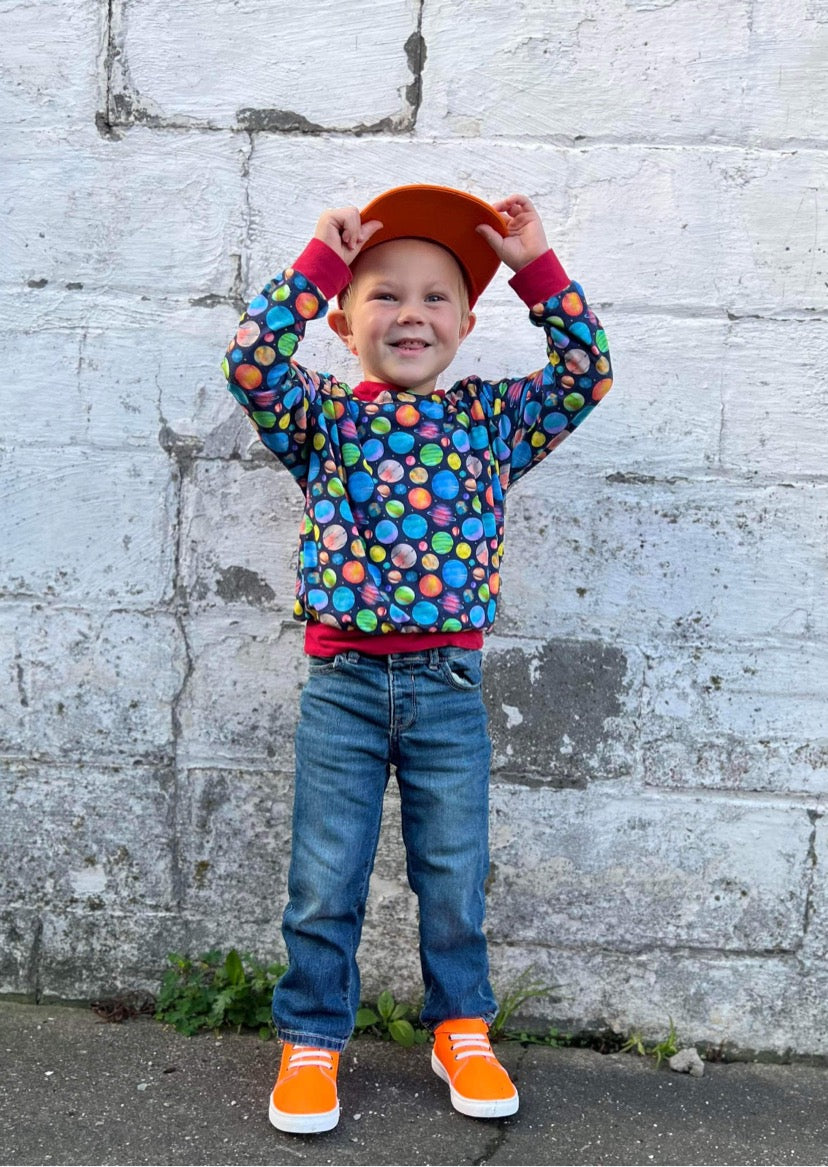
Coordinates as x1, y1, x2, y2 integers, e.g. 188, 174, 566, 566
358, 184, 508, 307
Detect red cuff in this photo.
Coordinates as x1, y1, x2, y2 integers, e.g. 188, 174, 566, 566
508, 249, 570, 307
293, 238, 353, 301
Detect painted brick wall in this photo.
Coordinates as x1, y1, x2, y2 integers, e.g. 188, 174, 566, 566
2, 0, 826, 1054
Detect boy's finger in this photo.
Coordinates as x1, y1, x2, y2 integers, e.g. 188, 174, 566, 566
475, 223, 506, 254
492, 194, 535, 217
344, 211, 363, 248
358, 219, 384, 246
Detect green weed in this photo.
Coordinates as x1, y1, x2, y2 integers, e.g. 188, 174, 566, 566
154, 949, 579, 1055
353, 989, 428, 1047
620, 1030, 648, 1057
651, 1018, 679, 1066
155, 949, 285, 1039
506, 1025, 573, 1047
490, 967, 560, 1042
154, 951, 429, 1047
620, 1018, 679, 1065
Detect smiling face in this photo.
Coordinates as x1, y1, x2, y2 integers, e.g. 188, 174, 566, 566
328, 238, 476, 395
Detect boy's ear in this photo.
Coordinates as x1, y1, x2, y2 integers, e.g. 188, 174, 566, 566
460, 311, 477, 341
327, 308, 356, 353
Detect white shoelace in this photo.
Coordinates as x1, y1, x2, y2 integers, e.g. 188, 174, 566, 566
288, 1045, 335, 1071
448, 1033, 496, 1061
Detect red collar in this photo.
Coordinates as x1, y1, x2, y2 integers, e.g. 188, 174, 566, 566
351, 380, 446, 402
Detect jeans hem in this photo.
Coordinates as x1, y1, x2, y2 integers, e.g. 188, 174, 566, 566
276, 1025, 350, 1052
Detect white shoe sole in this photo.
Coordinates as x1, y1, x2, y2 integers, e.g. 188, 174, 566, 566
268, 1097, 340, 1134
431, 1050, 519, 1118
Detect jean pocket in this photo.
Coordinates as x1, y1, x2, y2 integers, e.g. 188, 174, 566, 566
438, 653, 483, 691
307, 654, 339, 672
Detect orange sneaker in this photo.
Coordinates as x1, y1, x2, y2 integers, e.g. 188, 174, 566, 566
432, 1018, 519, 1118
268, 1042, 340, 1134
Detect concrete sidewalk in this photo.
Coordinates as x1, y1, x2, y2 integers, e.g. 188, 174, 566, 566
1, 1001, 827, 1167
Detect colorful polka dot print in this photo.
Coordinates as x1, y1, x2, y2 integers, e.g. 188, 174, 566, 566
222, 266, 612, 636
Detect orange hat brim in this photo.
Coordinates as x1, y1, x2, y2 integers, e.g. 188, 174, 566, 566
359, 184, 507, 307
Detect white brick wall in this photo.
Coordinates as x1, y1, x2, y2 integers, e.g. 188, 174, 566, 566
1, 0, 826, 1055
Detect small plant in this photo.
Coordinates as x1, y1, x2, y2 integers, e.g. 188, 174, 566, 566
651, 1018, 679, 1066
507, 1025, 573, 1048
155, 949, 286, 1039
620, 1030, 648, 1057
490, 967, 560, 1042
620, 1018, 679, 1065
354, 989, 428, 1047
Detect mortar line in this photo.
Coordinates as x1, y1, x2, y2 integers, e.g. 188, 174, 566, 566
95, 0, 120, 138
104, 0, 114, 126
26, 916, 43, 1005
238, 131, 255, 307
801, 808, 823, 938
154, 366, 198, 920
7, 439, 828, 489
93, 116, 828, 152
407, 0, 427, 128
7, 287, 826, 324
717, 314, 731, 470
168, 458, 194, 919
496, 939, 811, 959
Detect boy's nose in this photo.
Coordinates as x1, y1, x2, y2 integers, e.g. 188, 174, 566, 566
396, 300, 425, 324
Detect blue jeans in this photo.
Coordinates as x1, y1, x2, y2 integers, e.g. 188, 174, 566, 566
272, 646, 497, 1051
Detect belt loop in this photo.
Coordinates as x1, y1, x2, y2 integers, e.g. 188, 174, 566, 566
428, 648, 440, 669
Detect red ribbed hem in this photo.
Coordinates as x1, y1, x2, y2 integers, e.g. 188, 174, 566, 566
304, 623, 484, 658
292, 238, 352, 301
509, 249, 570, 306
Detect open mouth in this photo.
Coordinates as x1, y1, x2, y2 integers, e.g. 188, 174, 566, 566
391, 339, 430, 350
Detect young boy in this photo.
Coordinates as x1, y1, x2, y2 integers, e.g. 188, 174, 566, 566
222, 185, 612, 1133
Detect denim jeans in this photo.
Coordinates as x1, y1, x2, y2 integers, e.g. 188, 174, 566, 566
272, 646, 497, 1051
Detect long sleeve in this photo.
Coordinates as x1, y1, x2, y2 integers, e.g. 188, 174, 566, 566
221, 240, 351, 490
475, 251, 613, 491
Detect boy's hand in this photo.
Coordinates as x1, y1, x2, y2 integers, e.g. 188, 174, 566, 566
314, 207, 384, 266
476, 194, 549, 272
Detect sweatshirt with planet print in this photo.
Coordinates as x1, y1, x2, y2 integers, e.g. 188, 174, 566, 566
222, 239, 613, 641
